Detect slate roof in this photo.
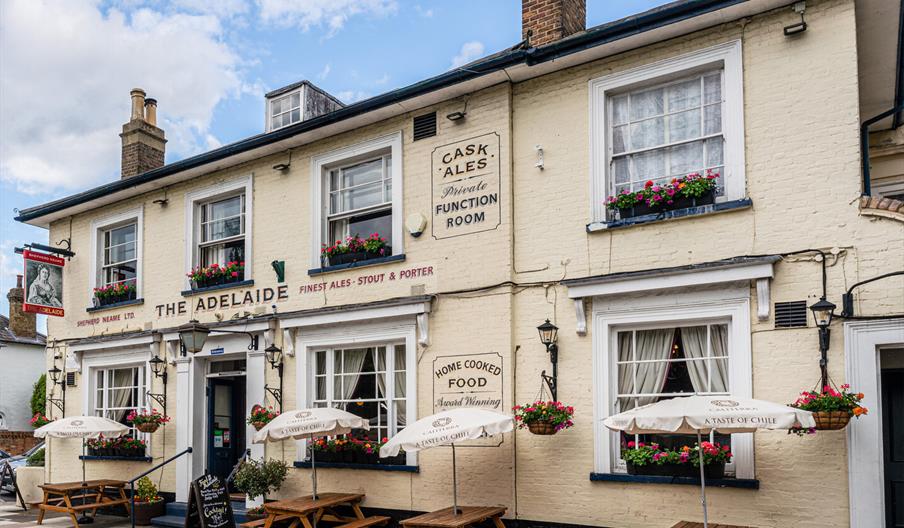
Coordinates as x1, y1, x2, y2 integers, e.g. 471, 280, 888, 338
0, 314, 46, 346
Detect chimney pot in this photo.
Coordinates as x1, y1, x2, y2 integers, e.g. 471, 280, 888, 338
130, 88, 146, 121
121, 89, 166, 179
144, 98, 158, 126
522, 0, 585, 47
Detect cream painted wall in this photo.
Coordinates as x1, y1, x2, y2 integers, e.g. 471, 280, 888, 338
40, 0, 904, 526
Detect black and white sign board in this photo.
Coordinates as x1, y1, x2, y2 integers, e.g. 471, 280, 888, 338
183, 474, 234, 528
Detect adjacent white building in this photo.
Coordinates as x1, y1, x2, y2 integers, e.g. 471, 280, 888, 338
0, 276, 47, 431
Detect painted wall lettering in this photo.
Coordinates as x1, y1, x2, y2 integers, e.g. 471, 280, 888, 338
432, 132, 501, 239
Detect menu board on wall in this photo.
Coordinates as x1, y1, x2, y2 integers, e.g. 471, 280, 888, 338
431, 132, 501, 239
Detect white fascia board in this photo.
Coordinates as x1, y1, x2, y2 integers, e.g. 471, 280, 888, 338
279, 302, 431, 329
68, 334, 157, 353
567, 261, 774, 299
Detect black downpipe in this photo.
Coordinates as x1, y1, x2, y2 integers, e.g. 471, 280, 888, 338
860, 103, 904, 196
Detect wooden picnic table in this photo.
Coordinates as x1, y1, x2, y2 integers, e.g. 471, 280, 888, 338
672, 522, 753, 528
400, 506, 506, 528
242, 492, 389, 528
36, 479, 130, 528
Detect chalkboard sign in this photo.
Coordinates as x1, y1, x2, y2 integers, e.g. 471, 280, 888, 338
184, 474, 234, 528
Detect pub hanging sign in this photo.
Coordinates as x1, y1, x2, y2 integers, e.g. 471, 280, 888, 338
22, 249, 65, 317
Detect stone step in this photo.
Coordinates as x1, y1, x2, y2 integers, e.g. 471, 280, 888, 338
150, 500, 251, 526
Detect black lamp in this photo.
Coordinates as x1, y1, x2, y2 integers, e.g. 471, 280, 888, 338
264, 344, 284, 410
47, 364, 65, 416
177, 319, 259, 355
537, 319, 560, 401
146, 354, 168, 414
48, 365, 63, 385
809, 297, 837, 390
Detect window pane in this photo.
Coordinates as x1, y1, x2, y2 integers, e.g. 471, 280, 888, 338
271, 98, 282, 116
290, 109, 300, 123
612, 125, 628, 154
208, 196, 242, 221
705, 138, 724, 167
704, 104, 721, 135
200, 239, 244, 267
103, 262, 137, 286
668, 109, 701, 142
206, 217, 243, 241
337, 159, 383, 190
347, 210, 392, 247
612, 95, 629, 125
108, 224, 136, 247
290, 92, 300, 108
668, 79, 701, 111
668, 142, 703, 177
630, 117, 664, 150
703, 74, 721, 104
633, 150, 666, 181
341, 182, 383, 211
630, 88, 664, 120
613, 157, 630, 184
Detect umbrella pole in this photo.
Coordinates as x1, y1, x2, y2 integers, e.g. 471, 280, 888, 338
452, 443, 458, 516
78, 438, 93, 525
697, 431, 708, 528
311, 442, 318, 501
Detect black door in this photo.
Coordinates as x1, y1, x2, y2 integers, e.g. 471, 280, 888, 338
207, 378, 246, 484
883, 369, 904, 527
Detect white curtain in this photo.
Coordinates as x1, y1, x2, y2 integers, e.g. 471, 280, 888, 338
394, 346, 406, 427
635, 329, 675, 406
681, 325, 729, 394
338, 349, 368, 402
111, 368, 136, 423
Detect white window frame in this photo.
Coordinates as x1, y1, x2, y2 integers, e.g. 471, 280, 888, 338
311, 342, 408, 442
310, 132, 403, 268
293, 317, 418, 465
184, 176, 253, 288
591, 286, 754, 479
81, 346, 153, 447
267, 89, 303, 132
589, 40, 745, 227
89, 207, 144, 304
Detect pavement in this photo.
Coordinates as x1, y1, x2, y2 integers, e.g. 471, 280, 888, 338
0, 491, 133, 527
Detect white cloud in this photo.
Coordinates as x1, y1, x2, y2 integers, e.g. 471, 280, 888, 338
318, 63, 332, 81
415, 5, 433, 18
336, 90, 372, 104
374, 73, 390, 85
257, 0, 397, 36
0, 1, 248, 194
450, 41, 485, 69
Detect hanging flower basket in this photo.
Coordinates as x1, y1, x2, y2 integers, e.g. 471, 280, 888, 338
513, 401, 575, 435
248, 404, 279, 431
790, 384, 867, 434
812, 411, 852, 430
526, 420, 558, 435
251, 421, 267, 431
135, 422, 160, 434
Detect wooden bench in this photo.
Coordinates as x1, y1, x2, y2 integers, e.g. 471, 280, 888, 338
240, 514, 296, 527
337, 515, 391, 528
36, 479, 130, 528
672, 522, 754, 528
401, 506, 506, 528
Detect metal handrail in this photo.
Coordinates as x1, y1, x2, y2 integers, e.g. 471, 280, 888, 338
128, 447, 192, 528
226, 448, 251, 487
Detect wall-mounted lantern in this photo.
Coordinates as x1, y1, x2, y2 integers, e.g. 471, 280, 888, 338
147, 353, 168, 414
177, 319, 258, 355
47, 363, 65, 417
537, 319, 560, 401
264, 344, 283, 410
809, 297, 836, 389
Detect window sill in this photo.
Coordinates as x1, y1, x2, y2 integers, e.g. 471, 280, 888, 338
294, 460, 418, 473
589, 472, 759, 489
86, 298, 144, 313
587, 198, 753, 232
307, 254, 406, 276
79, 455, 152, 463
181, 280, 254, 296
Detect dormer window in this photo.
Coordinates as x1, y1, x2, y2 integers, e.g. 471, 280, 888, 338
269, 91, 301, 131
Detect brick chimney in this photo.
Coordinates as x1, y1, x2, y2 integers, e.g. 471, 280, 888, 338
120, 88, 166, 179
522, 0, 586, 47
6, 275, 36, 339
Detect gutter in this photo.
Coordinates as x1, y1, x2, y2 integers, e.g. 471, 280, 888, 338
15, 0, 758, 225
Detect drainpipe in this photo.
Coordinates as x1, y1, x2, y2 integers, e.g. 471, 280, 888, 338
860, 103, 904, 196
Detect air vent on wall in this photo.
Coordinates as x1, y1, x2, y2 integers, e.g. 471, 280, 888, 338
66, 372, 77, 387
774, 301, 808, 328
413, 112, 437, 141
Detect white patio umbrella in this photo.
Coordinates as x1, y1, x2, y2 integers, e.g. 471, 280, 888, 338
603, 395, 815, 528
252, 408, 369, 499
34, 416, 129, 524
379, 408, 514, 515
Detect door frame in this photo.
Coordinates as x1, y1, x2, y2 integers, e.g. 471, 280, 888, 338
845, 318, 904, 528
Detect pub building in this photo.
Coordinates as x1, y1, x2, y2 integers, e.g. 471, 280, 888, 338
13, 0, 904, 526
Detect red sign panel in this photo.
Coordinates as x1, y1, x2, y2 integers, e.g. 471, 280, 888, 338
22, 250, 65, 317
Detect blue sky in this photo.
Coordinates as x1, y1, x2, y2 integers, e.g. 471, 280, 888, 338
0, 0, 666, 328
